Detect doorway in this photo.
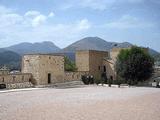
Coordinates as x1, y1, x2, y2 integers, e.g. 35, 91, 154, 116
103, 66, 106, 72
48, 73, 51, 84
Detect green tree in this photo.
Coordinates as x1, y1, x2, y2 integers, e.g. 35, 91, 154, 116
115, 46, 154, 85
64, 56, 77, 71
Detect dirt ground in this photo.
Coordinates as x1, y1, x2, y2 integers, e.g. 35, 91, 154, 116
0, 86, 160, 120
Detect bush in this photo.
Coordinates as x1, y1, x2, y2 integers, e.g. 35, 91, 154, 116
94, 79, 101, 85
64, 56, 77, 72
81, 75, 95, 85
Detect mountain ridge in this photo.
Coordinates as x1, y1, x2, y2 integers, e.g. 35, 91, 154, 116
63, 37, 133, 53
5, 41, 61, 55
0, 37, 159, 69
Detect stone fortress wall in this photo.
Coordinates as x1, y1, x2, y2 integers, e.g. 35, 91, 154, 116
0, 73, 33, 89
22, 54, 65, 85
64, 71, 89, 82
1, 47, 145, 88
76, 50, 116, 80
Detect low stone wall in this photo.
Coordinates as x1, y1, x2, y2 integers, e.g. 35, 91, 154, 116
6, 82, 34, 89
64, 71, 89, 82
0, 73, 33, 89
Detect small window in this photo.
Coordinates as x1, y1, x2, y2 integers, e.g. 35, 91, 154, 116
2, 77, 4, 82
98, 66, 100, 70
29, 78, 32, 82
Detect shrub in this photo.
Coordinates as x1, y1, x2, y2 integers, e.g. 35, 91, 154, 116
94, 79, 101, 85
64, 56, 77, 72
81, 75, 95, 85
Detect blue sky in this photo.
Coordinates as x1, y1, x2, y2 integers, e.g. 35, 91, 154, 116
0, 0, 160, 52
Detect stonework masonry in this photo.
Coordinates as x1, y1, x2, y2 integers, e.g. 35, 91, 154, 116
0, 47, 150, 88
22, 54, 65, 85
76, 50, 112, 80
0, 73, 33, 89
64, 71, 89, 82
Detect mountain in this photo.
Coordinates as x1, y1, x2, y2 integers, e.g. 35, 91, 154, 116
63, 37, 132, 52
0, 50, 21, 70
0, 48, 7, 53
149, 48, 160, 56
63, 37, 160, 61
5, 41, 61, 55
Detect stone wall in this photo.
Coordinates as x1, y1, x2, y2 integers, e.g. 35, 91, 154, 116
22, 54, 65, 85
76, 50, 109, 80
89, 50, 109, 80
110, 48, 125, 62
103, 60, 116, 80
64, 71, 89, 82
76, 50, 90, 72
0, 73, 33, 89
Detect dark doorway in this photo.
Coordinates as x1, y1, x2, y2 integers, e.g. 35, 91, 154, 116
48, 73, 51, 84
103, 66, 106, 72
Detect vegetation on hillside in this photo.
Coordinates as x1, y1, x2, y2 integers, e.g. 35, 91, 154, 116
0, 51, 21, 70
115, 46, 154, 85
64, 56, 77, 71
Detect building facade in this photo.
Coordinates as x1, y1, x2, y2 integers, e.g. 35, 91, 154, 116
22, 54, 65, 85
76, 50, 116, 80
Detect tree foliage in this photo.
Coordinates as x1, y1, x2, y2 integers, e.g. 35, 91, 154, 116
64, 56, 77, 71
115, 46, 154, 84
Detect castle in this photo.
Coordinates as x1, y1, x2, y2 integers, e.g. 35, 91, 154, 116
0, 48, 129, 89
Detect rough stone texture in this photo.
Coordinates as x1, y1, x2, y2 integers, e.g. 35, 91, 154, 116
0, 86, 160, 120
6, 82, 34, 89
0, 73, 33, 89
64, 71, 89, 82
0, 70, 9, 75
22, 54, 65, 85
103, 60, 116, 80
76, 50, 90, 72
110, 48, 125, 62
76, 50, 114, 80
89, 50, 109, 80
0, 73, 32, 84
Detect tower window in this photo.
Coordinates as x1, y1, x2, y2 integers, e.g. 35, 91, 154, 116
98, 66, 100, 70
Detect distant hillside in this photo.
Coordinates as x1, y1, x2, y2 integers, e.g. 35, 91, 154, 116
0, 50, 21, 70
0, 48, 7, 53
149, 48, 160, 56
63, 37, 132, 52
5, 41, 61, 55
0, 37, 159, 69
63, 37, 160, 61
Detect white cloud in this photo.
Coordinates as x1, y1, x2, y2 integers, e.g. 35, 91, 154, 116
105, 15, 154, 29
77, 19, 91, 30
48, 12, 55, 17
0, 9, 56, 28
0, 5, 91, 48
0, 5, 12, 14
0, 13, 23, 27
24, 10, 40, 17
31, 15, 47, 27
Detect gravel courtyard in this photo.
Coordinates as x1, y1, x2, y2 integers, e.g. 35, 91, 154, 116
0, 86, 160, 120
